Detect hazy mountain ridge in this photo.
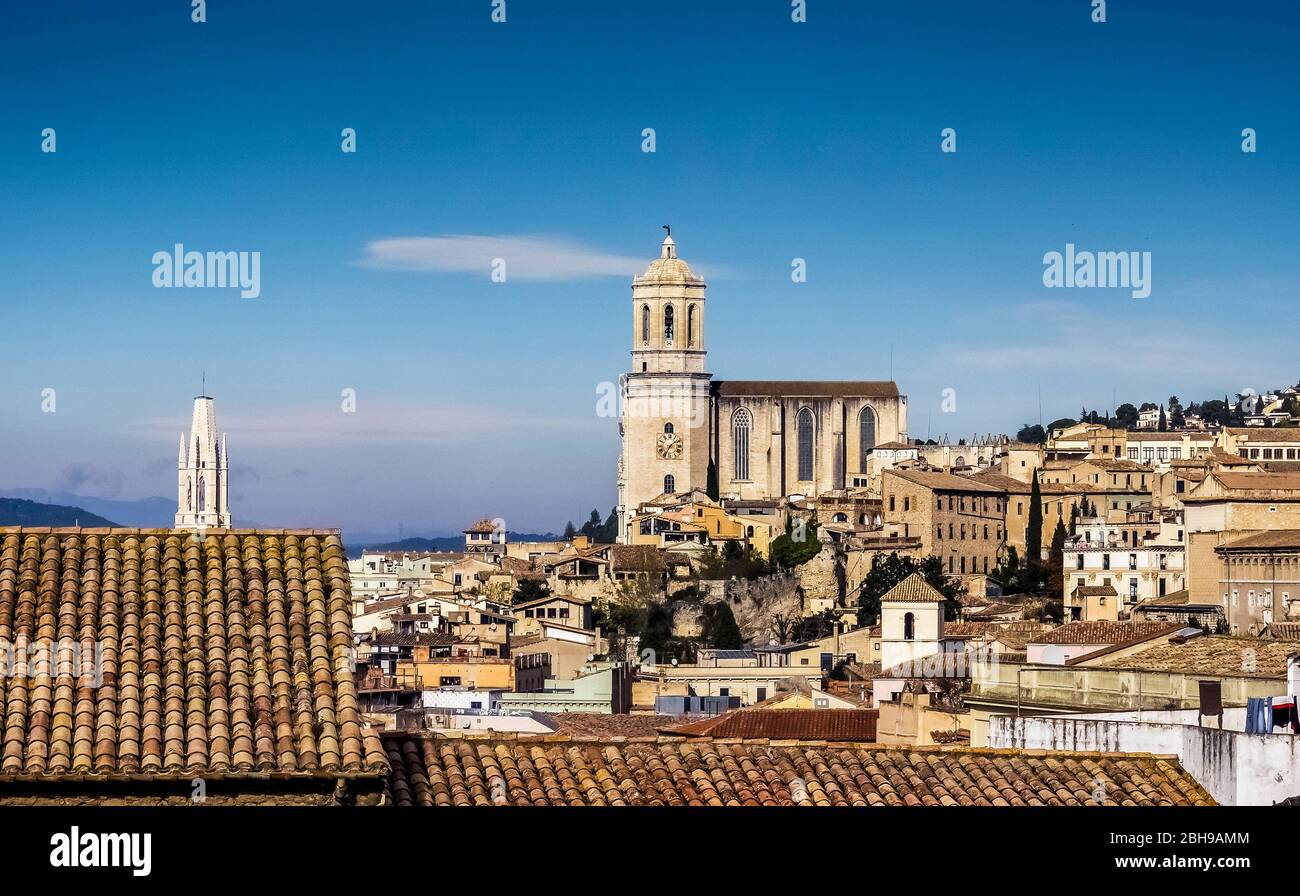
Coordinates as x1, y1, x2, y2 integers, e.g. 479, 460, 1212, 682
0, 489, 173, 527
0, 498, 118, 528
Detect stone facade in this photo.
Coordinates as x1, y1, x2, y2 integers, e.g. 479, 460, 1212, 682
175, 395, 231, 529
882, 469, 1005, 585
618, 235, 907, 540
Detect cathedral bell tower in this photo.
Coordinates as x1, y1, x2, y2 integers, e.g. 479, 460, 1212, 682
617, 230, 712, 541
175, 392, 231, 530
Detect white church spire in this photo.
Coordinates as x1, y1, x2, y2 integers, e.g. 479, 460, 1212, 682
175, 392, 232, 530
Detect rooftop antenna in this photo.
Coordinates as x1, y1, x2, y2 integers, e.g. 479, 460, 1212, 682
201, 371, 205, 397
889, 342, 894, 382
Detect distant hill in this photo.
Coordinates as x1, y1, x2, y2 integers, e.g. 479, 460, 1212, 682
0, 498, 118, 528
0, 489, 173, 527
345, 532, 565, 558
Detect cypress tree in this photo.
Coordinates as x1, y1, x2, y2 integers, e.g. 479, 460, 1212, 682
1026, 470, 1043, 579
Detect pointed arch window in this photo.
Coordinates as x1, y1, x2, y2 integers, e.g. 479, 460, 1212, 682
797, 407, 815, 481
198, 477, 206, 512
186, 480, 192, 511
859, 405, 877, 469
687, 305, 697, 347
664, 474, 675, 495
663, 305, 674, 344
641, 305, 650, 345
732, 408, 751, 481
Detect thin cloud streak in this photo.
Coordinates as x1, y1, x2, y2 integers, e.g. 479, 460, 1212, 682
129, 401, 605, 446
360, 233, 736, 281
359, 234, 650, 281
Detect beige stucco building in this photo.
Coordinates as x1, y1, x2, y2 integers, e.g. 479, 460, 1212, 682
617, 234, 907, 540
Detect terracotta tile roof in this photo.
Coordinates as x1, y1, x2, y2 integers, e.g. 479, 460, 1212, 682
551, 713, 687, 739
714, 380, 899, 400
605, 544, 666, 572
886, 469, 1006, 494
878, 651, 976, 679
356, 594, 413, 615
0, 528, 388, 781
1225, 427, 1300, 442
370, 631, 456, 648
1219, 530, 1300, 550
880, 573, 946, 604
1260, 622, 1300, 641
1085, 459, 1150, 472
968, 471, 1032, 493
939, 622, 995, 639
1032, 620, 1181, 646
665, 708, 879, 741
963, 602, 1026, 620
1210, 472, 1300, 492
1071, 585, 1118, 597
1094, 635, 1296, 678
1134, 589, 1201, 608
380, 735, 1213, 806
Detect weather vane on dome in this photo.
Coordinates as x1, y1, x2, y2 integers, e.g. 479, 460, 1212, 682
662, 224, 670, 237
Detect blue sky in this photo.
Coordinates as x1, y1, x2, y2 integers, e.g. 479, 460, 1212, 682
1, 0, 1297, 536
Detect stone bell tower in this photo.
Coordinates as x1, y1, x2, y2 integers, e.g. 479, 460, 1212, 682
175, 392, 231, 530
617, 230, 712, 541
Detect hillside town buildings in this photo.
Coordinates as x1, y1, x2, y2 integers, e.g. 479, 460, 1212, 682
12, 329, 1300, 811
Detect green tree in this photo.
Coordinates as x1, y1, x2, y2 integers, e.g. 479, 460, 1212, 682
768, 515, 822, 569
597, 509, 619, 543
702, 602, 742, 649
1016, 424, 1046, 444
563, 520, 577, 539
1047, 417, 1076, 434
1158, 407, 1167, 431
578, 509, 603, 539
1026, 470, 1043, 576
856, 553, 965, 625
1046, 518, 1067, 602
639, 602, 675, 659
511, 579, 549, 605
791, 609, 838, 643
992, 544, 1021, 589
1114, 403, 1139, 429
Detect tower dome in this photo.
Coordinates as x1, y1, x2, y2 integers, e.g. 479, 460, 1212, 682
636, 233, 702, 284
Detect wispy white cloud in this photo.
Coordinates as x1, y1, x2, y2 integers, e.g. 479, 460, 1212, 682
359, 233, 650, 281
947, 299, 1287, 384
130, 400, 603, 446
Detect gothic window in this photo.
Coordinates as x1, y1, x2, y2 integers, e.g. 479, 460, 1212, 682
198, 477, 206, 512
664, 305, 674, 343
687, 304, 697, 347
858, 406, 876, 468
903, 612, 915, 641
796, 407, 814, 480
732, 408, 751, 480
186, 480, 192, 511
641, 305, 650, 345
664, 474, 675, 494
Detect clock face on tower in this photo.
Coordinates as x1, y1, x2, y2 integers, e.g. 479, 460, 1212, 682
656, 432, 683, 460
